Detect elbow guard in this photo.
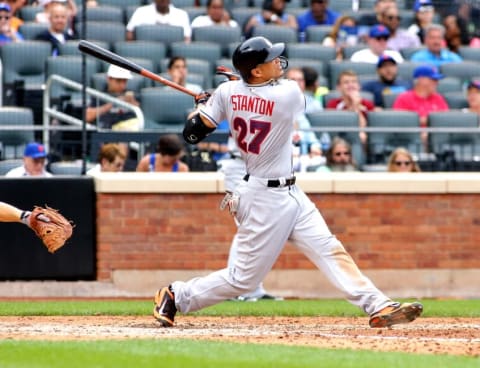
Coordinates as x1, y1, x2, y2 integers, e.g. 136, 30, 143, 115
183, 112, 215, 144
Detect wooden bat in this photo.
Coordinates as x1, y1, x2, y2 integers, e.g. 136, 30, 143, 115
78, 39, 198, 97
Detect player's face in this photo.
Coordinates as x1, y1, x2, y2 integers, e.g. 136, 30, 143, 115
255, 57, 284, 80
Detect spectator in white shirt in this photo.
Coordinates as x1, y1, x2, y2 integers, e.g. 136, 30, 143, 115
5, 142, 53, 177
191, 0, 238, 29
350, 24, 404, 64
126, 0, 191, 42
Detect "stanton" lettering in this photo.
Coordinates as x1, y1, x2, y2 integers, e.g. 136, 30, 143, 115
230, 95, 274, 116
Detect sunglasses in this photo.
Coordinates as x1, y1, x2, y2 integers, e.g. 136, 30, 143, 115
386, 15, 401, 21
394, 161, 412, 167
375, 36, 389, 41
334, 151, 351, 157
0, 15, 10, 20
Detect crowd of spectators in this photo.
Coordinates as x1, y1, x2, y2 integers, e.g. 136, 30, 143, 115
2, 0, 480, 173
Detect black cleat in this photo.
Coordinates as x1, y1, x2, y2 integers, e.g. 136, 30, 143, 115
153, 286, 177, 327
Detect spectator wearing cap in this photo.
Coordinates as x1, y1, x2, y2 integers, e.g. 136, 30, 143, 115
392, 64, 449, 151
35, 1, 77, 56
86, 64, 140, 130
297, 0, 339, 35
0, 2, 23, 45
407, 0, 435, 44
380, 4, 421, 51
410, 24, 463, 67
361, 54, 412, 108
5, 142, 53, 177
126, 0, 191, 42
350, 24, 404, 64
464, 79, 480, 115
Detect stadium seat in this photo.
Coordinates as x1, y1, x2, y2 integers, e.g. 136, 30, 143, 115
140, 87, 194, 131
443, 91, 468, 110
134, 24, 184, 45
367, 110, 422, 162
18, 22, 49, 40
437, 77, 463, 94
440, 61, 480, 85
58, 40, 110, 56
305, 25, 333, 43
287, 58, 325, 79
192, 26, 242, 57
0, 107, 35, 159
458, 46, 480, 62
170, 41, 222, 72
306, 110, 366, 166
286, 43, 336, 63
74, 21, 126, 49
231, 7, 259, 31
114, 40, 167, 74
45, 55, 99, 101
428, 111, 479, 163
77, 5, 124, 23
19, 5, 43, 22
328, 61, 376, 89
0, 41, 51, 87
251, 24, 298, 43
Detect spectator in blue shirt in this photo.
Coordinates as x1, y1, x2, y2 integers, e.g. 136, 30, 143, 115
410, 24, 463, 67
297, 0, 339, 35
361, 54, 412, 108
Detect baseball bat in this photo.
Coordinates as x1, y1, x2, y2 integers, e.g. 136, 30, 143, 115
78, 40, 198, 97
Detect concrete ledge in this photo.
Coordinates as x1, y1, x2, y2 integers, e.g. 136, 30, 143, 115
1, 269, 477, 299
91, 172, 480, 194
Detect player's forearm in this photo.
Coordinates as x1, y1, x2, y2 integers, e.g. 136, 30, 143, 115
0, 202, 23, 223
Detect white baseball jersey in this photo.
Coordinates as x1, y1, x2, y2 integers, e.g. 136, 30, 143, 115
171, 78, 394, 317
201, 79, 304, 179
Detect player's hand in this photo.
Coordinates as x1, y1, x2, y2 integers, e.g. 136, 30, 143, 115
195, 91, 211, 107
220, 191, 239, 216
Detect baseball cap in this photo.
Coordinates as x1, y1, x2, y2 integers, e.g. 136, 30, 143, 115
24, 143, 48, 158
414, 0, 434, 12
413, 65, 443, 80
467, 79, 480, 90
377, 54, 397, 68
38, 0, 67, 6
369, 24, 390, 38
107, 65, 132, 80
0, 2, 11, 12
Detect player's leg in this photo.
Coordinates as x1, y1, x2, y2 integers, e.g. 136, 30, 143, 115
156, 184, 297, 324
288, 187, 422, 326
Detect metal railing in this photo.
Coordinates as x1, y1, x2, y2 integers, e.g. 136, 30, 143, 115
42, 74, 145, 149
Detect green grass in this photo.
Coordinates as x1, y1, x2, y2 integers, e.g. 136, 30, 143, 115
0, 299, 478, 367
0, 298, 479, 317
0, 339, 477, 368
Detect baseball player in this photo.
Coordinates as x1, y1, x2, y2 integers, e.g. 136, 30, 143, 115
154, 36, 423, 328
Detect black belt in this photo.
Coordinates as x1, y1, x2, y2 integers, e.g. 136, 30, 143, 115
243, 174, 296, 187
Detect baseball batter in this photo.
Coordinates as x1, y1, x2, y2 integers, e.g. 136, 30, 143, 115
154, 36, 423, 328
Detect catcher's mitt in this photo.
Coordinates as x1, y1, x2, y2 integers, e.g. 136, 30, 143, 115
29, 206, 73, 253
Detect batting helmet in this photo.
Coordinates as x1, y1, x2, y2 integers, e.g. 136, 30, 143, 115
232, 36, 287, 81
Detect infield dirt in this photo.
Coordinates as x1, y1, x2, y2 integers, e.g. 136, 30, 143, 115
0, 316, 478, 356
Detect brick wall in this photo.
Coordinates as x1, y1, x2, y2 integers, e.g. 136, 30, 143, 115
96, 192, 480, 280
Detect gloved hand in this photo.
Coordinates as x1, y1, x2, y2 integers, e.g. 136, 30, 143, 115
194, 91, 211, 107
219, 191, 239, 216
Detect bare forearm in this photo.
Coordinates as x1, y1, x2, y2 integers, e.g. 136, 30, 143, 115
0, 202, 23, 223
